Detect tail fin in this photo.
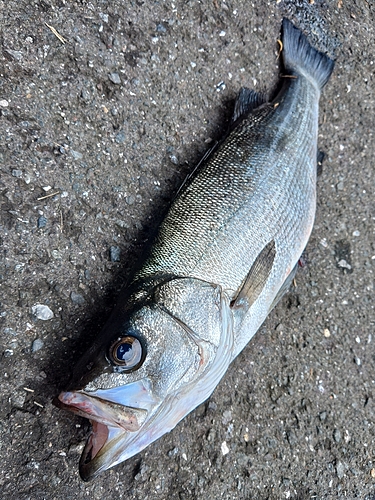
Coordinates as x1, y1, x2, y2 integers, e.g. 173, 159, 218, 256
282, 18, 334, 90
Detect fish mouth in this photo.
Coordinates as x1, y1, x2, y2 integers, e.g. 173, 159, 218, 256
54, 379, 160, 481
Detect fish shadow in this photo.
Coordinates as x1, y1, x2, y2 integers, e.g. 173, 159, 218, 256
29, 97, 236, 406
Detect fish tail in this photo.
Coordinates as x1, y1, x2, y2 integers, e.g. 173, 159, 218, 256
281, 18, 334, 89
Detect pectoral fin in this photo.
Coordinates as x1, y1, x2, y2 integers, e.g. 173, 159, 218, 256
231, 240, 276, 310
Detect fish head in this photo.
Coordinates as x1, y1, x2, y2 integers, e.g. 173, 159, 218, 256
55, 279, 233, 480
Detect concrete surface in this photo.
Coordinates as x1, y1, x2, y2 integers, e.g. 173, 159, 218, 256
0, 0, 374, 498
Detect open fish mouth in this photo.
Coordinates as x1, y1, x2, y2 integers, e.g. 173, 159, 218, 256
54, 379, 160, 481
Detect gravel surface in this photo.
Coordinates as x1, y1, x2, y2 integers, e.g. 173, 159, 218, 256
1, 1, 374, 499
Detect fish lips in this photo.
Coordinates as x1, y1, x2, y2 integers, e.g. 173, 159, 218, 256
54, 379, 160, 481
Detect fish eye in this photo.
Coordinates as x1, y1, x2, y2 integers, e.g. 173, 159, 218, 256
108, 336, 145, 371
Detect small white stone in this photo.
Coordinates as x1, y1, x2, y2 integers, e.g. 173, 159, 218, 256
221, 441, 229, 455
0, 99, 9, 107
32, 304, 54, 320
337, 259, 351, 270
32, 338, 44, 352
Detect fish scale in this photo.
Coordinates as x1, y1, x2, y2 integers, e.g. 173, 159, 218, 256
55, 19, 334, 480
139, 77, 319, 297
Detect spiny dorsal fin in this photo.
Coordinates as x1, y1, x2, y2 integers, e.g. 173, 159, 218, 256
231, 87, 267, 124
231, 240, 276, 310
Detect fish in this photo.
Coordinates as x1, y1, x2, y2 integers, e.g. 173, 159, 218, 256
54, 19, 334, 481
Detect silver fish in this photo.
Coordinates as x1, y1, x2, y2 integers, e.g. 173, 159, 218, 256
55, 19, 334, 480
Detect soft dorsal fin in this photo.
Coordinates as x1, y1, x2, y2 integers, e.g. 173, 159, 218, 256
231, 240, 276, 310
231, 87, 267, 124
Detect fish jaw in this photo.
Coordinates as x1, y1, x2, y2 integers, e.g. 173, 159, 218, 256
55, 371, 218, 481
55, 379, 160, 481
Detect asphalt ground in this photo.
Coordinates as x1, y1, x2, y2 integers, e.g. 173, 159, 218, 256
0, 1, 374, 499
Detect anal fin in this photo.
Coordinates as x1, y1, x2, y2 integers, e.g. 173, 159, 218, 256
231, 240, 276, 310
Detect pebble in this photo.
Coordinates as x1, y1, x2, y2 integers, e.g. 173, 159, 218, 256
167, 447, 179, 457
336, 461, 345, 478
333, 429, 341, 443
0, 99, 9, 107
71, 150, 83, 160
216, 81, 226, 92
70, 291, 85, 305
110, 246, 121, 262
31, 338, 44, 352
156, 23, 167, 33
323, 328, 331, 338
51, 249, 62, 259
99, 12, 109, 23
221, 441, 229, 456
32, 304, 54, 320
207, 428, 216, 442
109, 73, 121, 85
12, 169, 23, 178
115, 131, 126, 144
5, 48, 23, 61
169, 154, 178, 165
37, 216, 47, 228
337, 259, 351, 270
222, 410, 232, 425
12, 391, 26, 407
81, 89, 91, 102
126, 194, 135, 205
208, 401, 217, 411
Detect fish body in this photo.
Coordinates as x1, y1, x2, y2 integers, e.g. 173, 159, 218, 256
55, 19, 334, 480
